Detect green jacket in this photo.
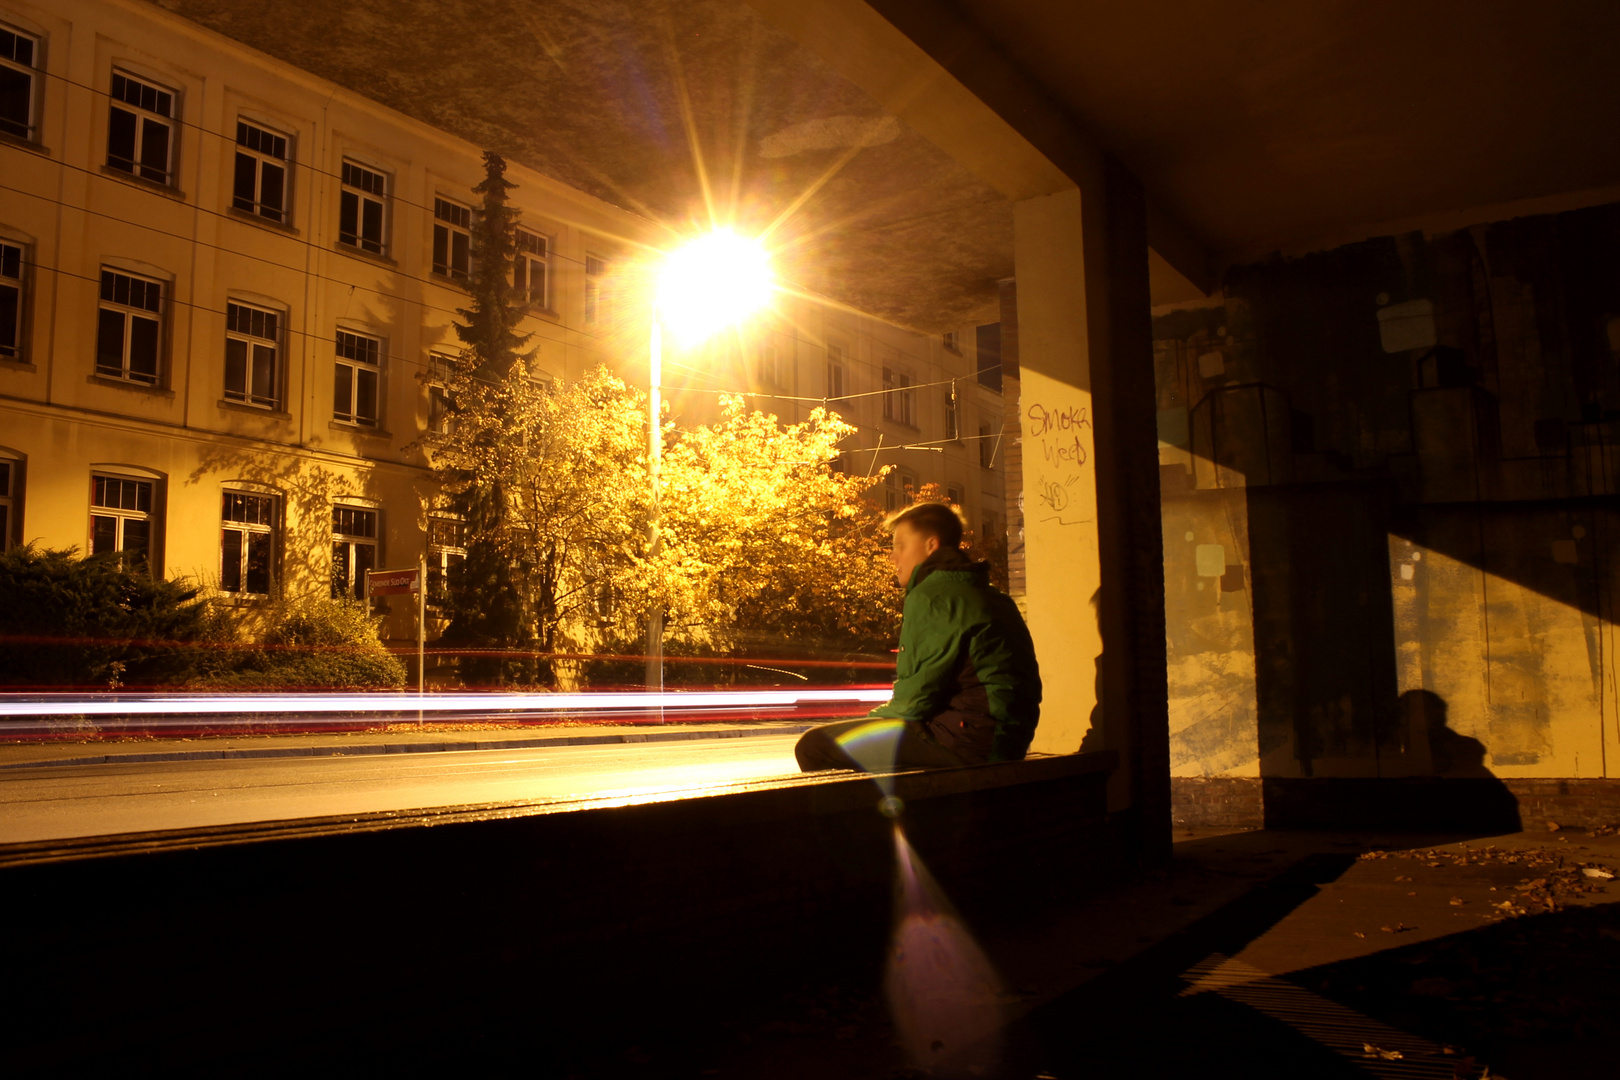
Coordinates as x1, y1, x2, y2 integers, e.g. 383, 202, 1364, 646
869, 547, 1042, 763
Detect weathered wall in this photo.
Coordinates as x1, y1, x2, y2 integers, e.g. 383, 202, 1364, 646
1157, 202, 1620, 783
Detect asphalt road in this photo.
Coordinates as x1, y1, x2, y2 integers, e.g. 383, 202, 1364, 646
0, 734, 806, 844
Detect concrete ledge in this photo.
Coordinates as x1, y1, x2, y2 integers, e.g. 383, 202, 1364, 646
0, 723, 815, 773
1, 751, 1119, 1071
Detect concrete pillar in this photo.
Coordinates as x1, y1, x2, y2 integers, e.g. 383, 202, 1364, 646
1015, 162, 1169, 853
741, 0, 1179, 857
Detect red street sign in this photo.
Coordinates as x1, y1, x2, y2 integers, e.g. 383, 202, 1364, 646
367, 568, 421, 595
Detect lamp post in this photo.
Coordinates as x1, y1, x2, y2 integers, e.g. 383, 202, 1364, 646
645, 316, 664, 697
646, 231, 774, 700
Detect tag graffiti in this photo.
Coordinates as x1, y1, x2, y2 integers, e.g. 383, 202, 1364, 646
1026, 401, 1092, 525
1026, 403, 1090, 468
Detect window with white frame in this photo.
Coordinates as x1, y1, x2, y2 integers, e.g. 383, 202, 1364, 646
0, 24, 39, 142
232, 121, 290, 223
432, 198, 471, 281
0, 239, 22, 360
0, 454, 18, 549
220, 491, 275, 596
944, 384, 960, 441
96, 269, 163, 385
882, 367, 914, 426
585, 252, 610, 324
339, 160, 388, 255
333, 329, 381, 426
90, 474, 155, 569
514, 229, 548, 307
331, 505, 377, 600
427, 351, 456, 435
979, 420, 996, 467
224, 301, 280, 409
427, 516, 466, 608
107, 71, 177, 186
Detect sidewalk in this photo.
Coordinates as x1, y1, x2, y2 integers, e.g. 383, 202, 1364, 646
612, 826, 1620, 1080
0, 720, 812, 771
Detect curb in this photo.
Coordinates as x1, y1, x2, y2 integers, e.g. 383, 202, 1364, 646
0, 724, 815, 772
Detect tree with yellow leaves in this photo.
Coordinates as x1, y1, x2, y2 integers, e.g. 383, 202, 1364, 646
655, 396, 898, 678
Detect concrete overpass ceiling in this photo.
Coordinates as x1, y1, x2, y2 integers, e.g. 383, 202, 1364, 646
153, 1, 1617, 325
152, 0, 1014, 332
950, 0, 1620, 262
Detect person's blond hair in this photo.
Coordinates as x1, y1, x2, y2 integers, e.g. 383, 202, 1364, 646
885, 501, 964, 548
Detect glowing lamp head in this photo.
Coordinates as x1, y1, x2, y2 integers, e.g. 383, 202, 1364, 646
656, 230, 773, 343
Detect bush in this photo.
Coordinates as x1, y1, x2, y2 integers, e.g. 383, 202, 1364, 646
194, 596, 407, 690
0, 545, 207, 687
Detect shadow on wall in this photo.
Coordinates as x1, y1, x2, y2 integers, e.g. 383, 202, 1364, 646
1259, 690, 1521, 831
1159, 207, 1620, 830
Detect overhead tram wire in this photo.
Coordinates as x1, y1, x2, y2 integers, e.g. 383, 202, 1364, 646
4, 108, 1011, 428
15, 67, 1012, 378
14, 241, 1012, 455
4, 173, 1005, 402
14, 250, 1006, 466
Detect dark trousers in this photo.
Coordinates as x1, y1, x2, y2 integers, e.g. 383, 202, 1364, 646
794, 717, 968, 773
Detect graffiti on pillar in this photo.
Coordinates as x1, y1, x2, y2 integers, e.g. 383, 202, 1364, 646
1026, 402, 1092, 525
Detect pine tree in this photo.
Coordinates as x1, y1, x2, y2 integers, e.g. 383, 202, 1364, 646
435, 152, 543, 685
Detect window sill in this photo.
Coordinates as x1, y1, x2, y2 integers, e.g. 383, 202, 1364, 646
0, 357, 37, 372
329, 419, 393, 440
99, 164, 186, 202
225, 206, 300, 237
87, 373, 175, 399
428, 271, 470, 291
218, 399, 292, 420
0, 130, 50, 157
522, 305, 561, 324
334, 241, 396, 268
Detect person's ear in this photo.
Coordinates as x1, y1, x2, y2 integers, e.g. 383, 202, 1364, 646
923, 534, 940, 555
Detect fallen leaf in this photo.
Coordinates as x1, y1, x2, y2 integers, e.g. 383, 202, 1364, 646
1546, 820, 1561, 831
1582, 867, 1614, 880
1353, 931, 1366, 938
1362, 1042, 1404, 1060
1450, 897, 1467, 906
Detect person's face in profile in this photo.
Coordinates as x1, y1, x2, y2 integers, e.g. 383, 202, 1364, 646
890, 521, 939, 588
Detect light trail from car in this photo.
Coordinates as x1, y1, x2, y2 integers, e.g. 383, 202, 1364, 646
0, 688, 892, 739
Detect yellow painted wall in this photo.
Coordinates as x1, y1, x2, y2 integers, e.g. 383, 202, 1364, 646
1012, 188, 1104, 755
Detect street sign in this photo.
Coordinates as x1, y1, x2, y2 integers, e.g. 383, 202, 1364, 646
367, 567, 421, 595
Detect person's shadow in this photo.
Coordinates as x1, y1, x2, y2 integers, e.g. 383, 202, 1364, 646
1405, 688, 1493, 777
1265, 690, 1521, 831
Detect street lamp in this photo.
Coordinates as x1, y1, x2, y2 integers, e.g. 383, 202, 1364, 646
645, 231, 774, 698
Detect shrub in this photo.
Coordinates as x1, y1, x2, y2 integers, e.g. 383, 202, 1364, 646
194, 595, 407, 690
0, 545, 207, 687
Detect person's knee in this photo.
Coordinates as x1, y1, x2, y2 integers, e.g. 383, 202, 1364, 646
795, 728, 842, 771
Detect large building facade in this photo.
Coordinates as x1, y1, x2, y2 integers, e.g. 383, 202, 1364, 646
0, 0, 1003, 650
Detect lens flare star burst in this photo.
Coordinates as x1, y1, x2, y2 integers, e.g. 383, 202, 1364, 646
656, 229, 774, 344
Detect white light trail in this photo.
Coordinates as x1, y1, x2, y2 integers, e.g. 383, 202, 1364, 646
0, 688, 892, 719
